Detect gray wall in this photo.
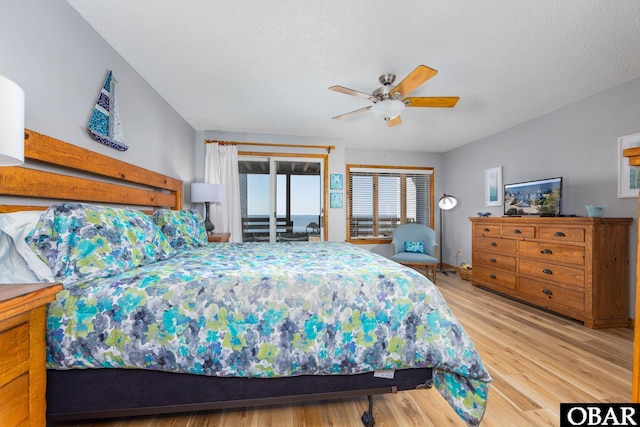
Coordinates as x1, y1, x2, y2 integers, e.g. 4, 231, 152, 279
443, 77, 640, 316
0, 0, 195, 185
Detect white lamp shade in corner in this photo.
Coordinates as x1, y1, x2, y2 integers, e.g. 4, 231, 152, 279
438, 194, 458, 211
191, 183, 223, 203
0, 75, 25, 166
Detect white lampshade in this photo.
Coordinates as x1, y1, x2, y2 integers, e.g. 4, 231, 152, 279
438, 194, 458, 211
0, 75, 25, 166
370, 99, 405, 121
191, 183, 223, 203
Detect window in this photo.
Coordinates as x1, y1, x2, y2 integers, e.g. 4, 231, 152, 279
239, 155, 326, 242
346, 165, 434, 243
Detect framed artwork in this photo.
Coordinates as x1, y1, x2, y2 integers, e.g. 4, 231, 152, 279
330, 192, 343, 208
485, 166, 503, 207
618, 132, 640, 198
330, 174, 343, 190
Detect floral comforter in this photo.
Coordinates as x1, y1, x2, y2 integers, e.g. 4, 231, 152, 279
46, 242, 491, 425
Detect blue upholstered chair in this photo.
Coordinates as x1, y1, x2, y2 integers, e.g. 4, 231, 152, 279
390, 223, 439, 284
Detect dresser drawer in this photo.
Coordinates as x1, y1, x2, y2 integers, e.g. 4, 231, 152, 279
474, 251, 516, 272
538, 227, 585, 242
0, 321, 30, 387
501, 225, 535, 238
519, 241, 585, 266
0, 373, 29, 426
473, 223, 500, 236
473, 265, 517, 290
518, 259, 584, 288
519, 277, 585, 311
473, 236, 517, 255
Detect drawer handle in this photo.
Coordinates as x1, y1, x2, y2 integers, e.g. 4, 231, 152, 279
542, 289, 553, 296
540, 249, 553, 254
554, 231, 566, 237
513, 229, 521, 234
483, 228, 490, 232
543, 269, 553, 275
490, 242, 497, 247
489, 258, 497, 263
490, 274, 497, 279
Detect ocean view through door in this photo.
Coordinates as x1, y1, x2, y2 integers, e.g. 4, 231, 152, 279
239, 156, 324, 242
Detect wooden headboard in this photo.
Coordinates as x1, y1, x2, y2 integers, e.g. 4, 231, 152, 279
0, 129, 183, 213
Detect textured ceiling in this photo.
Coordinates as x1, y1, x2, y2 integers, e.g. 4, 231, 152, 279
67, 0, 640, 152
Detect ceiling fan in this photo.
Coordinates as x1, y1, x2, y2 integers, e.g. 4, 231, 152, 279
329, 65, 459, 127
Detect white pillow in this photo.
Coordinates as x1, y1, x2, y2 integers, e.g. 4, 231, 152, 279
0, 211, 54, 283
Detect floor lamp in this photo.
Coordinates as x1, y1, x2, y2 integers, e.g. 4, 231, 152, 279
438, 193, 458, 275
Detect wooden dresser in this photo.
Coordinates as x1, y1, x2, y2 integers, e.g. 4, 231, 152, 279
0, 283, 61, 427
470, 216, 632, 329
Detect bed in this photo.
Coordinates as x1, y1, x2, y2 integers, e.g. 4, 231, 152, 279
0, 130, 491, 426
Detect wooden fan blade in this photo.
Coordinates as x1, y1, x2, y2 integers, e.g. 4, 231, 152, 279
403, 96, 460, 108
332, 106, 371, 120
390, 65, 438, 98
387, 116, 402, 127
328, 85, 373, 100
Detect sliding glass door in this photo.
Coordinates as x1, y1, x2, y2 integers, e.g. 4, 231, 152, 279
239, 156, 324, 242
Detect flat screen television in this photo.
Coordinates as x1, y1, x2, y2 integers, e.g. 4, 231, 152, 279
504, 177, 563, 216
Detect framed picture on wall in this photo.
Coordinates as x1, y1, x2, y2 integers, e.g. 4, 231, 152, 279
618, 132, 640, 198
330, 174, 343, 190
485, 166, 502, 206
330, 192, 343, 208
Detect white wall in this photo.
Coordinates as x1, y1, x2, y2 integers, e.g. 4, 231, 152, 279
443, 77, 640, 316
0, 0, 195, 187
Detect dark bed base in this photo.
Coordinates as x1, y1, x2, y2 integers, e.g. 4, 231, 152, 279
46, 367, 433, 424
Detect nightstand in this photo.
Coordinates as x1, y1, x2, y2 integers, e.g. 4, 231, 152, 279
208, 233, 231, 242
0, 283, 62, 427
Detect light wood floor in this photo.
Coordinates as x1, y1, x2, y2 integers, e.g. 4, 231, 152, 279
57, 273, 633, 427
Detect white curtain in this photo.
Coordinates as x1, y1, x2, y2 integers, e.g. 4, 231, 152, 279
204, 143, 243, 242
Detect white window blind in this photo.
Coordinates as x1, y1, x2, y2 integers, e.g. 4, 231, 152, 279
347, 166, 433, 241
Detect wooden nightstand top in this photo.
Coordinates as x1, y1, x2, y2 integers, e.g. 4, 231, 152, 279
208, 233, 231, 242
0, 283, 62, 321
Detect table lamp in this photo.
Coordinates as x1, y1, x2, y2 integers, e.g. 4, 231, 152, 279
0, 75, 25, 166
191, 183, 223, 233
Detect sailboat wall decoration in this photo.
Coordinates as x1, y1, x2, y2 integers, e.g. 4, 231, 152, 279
87, 70, 128, 151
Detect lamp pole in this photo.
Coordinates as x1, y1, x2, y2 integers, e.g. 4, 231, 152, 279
437, 194, 458, 275
439, 206, 445, 273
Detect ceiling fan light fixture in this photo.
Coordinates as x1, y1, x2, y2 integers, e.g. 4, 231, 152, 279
370, 99, 405, 121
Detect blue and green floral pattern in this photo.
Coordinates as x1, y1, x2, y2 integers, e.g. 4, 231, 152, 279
46, 242, 491, 425
27, 203, 174, 285
152, 209, 207, 250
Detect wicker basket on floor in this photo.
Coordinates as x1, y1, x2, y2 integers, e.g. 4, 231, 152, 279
455, 266, 472, 281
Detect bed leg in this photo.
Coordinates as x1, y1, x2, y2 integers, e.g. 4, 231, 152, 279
417, 378, 433, 389
361, 395, 375, 427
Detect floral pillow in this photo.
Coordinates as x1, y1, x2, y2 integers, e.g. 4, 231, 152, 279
404, 241, 425, 254
26, 203, 175, 285
152, 209, 207, 250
